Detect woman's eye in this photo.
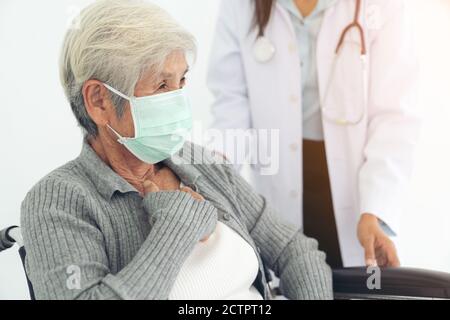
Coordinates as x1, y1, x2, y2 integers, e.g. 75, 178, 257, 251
158, 83, 167, 90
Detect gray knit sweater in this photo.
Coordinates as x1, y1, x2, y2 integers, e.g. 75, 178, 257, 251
20, 141, 333, 300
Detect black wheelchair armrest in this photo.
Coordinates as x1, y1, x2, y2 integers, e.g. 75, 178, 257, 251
0, 226, 19, 252
333, 267, 450, 300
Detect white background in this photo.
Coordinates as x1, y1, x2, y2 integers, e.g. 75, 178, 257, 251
1, 0, 449, 299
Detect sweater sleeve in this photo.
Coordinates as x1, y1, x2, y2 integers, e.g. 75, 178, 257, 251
224, 165, 333, 300
21, 179, 217, 300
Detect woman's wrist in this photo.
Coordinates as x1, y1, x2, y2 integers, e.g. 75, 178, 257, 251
143, 191, 217, 238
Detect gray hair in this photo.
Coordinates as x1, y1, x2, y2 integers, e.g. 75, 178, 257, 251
59, 0, 197, 137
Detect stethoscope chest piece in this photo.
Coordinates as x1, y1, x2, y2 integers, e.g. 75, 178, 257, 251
253, 36, 276, 63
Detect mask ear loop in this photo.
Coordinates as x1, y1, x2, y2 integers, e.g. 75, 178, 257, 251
103, 83, 131, 101
103, 83, 132, 144
106, 124, 126, 145
103, 83, 139, 138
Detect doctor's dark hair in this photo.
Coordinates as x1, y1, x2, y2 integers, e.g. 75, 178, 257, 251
59, 0, 196, 138
253, 0, 275, 36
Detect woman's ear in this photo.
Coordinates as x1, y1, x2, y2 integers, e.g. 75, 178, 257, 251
82, 80, 114, 127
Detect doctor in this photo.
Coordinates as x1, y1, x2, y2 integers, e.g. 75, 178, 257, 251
207, 0, 420, 267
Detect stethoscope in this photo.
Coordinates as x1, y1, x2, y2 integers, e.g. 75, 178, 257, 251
253, 0, 367, 126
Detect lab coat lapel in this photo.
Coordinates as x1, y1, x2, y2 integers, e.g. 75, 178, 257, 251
317, 1, 367, 267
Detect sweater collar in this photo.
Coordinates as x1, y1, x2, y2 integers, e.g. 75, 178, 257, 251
77, 140, 138, 199
77, 139, 203, 200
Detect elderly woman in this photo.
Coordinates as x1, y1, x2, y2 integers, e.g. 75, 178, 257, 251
20, 0, 332, 300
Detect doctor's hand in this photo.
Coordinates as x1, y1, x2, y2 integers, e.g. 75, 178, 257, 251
357, 213, 401, 268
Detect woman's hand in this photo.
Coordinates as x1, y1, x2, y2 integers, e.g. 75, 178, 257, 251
357, 213, 400, 268
143, 181, 212, 242
179, 186, 205, 201
144, 166, 181, 191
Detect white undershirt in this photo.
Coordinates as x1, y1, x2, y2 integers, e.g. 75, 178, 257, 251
169, 222, 264, 300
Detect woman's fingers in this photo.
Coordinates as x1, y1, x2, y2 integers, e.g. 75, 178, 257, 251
144, 183, 204, 201
180, 186, 204, 201
143, 180, 160, 194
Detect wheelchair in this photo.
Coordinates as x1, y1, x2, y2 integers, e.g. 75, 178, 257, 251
2, 226, 450, 300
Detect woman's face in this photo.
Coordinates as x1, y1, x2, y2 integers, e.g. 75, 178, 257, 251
109, 50, 189, 139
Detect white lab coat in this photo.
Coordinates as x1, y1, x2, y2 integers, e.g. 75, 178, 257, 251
207, 0, 420, 266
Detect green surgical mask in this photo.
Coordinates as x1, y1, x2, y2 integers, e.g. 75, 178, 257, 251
103, 83, 192, 164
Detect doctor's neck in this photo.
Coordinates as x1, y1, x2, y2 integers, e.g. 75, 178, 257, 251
293, 0, 319, 18
254, 0, 318, 36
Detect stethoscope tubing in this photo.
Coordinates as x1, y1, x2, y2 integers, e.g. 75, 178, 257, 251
253, 0, 368, 126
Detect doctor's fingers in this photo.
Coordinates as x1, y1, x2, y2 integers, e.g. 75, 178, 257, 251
375, 247, 388, 267
362, 236, 378, 267
374, 237, 400, 267
384, 241, 401, 267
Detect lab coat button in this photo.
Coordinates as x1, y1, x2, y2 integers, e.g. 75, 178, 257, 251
222, 213, 231, 221
289, 190, 299, 198
290, 94, 299, 104
288, 42, 296, 53
290, 143, 299, 152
